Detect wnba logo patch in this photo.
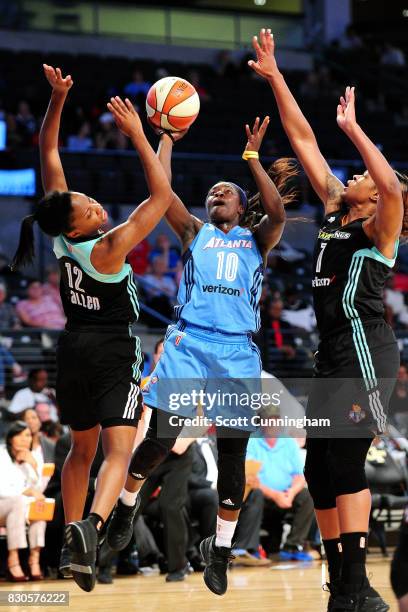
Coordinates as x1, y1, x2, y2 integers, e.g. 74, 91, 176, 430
175, 335, 183, 346
349, 404, 366, 423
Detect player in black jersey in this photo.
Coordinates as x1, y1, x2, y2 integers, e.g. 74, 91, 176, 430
11, 66, 174, 592
391, 506, 408, 611
249, 29, 408, 611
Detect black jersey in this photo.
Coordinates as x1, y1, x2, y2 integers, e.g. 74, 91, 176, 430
53, 234, 139, 331
312, 210, 397, 339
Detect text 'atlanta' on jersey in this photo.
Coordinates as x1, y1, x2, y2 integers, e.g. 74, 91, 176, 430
175, 223, 264, 334
53, 234, 143, 431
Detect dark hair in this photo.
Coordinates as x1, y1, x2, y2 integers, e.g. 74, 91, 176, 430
28, 368, 47, 381
6, 420, 31, 460
394, 171, 408, 237
241, 158, 299, 231
11, 191, 74, 270
41, 419, 63, 439
154, 337, 165, 353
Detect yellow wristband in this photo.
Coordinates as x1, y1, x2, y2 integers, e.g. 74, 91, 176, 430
242, 150, 259, 160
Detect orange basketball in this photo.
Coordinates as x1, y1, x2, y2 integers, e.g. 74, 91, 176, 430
146, 76, 200, 132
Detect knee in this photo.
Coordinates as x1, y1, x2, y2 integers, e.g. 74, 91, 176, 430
69, 442, 96, 465
328, 448, 368, 497
128, 438, 170, 480
304, 457, 335, 510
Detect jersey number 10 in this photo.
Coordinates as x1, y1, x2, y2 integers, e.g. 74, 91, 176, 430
216, 252, 239, 282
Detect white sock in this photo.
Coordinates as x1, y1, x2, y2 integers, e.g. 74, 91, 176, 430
120, 488, 139, 507
215, 516, 237, 548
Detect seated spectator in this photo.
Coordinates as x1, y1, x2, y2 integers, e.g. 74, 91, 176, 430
127, 238, 150, 275
0, 421, 47, 581
0, 344, 23, 398
188, 437, 270, 567
42, 266, 64, 311
390, 364, 408, 435
384, 276, 408, 328
15, 281, 65, 329
8, 368, 58, 422
0, 281, 20, 330
186, 69, 211, 103
95, 112, 127, 150
15, 100, 37, 146
40, 420, 63, 443
20, 408, 56, 489
143, 255, 177, 324
246, 419, 314, 560
381, 43, 406, 67
66, 121, 93, 151
149, 233, 181, 278
263, 298, 296, 360
339, 25, 363, 50
123, 69, 151, 101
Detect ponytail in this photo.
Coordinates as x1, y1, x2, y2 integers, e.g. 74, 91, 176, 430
242, 157, 300, 231
11, 191, 73, 270
10, 214, 37, 271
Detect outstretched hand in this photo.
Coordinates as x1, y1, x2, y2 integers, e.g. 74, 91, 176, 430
107, 96, 143, 137
248, 28, 278, 80
245, 116, 270, 152
43, 64, 73, 93
337, 86, 357, 134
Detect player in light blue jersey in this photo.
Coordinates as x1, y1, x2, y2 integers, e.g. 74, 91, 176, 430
107, 117, 298, 592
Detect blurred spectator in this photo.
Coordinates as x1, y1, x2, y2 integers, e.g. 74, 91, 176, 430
143, 255, 177, 323
15, 281, 65, 330
149, 234, 181, 278
186, 70, 211, 103
384, 277, 408, 328
282, 287, 316, 332
127, 239, 150, 275
390, 364, 408, 436
8, 368, 58, 422
339, 25, 363, 50
0, 421, 46, 581
246, 420, 314, 560
213, 50, 236, 77
0, 345, 22, 397
95, 112, 127, 150
299, 71, 320, 100
124, 69, 151, 101
40, 420, 63, 443
15, 100, 37, 146
42, 266, 64, 311
263, 298, 296, 360
0, 281, 20, 330
66, 121, 93, 151
20, 408, 56, 484
381, 43, 406, 68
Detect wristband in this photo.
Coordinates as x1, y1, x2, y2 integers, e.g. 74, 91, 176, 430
242, 150, 259, 160
158, 129, 176, 143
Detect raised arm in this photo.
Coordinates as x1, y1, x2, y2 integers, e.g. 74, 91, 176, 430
40, 65, 72, 193
244, 116, 285, 259
248, 29, 344, 212
156, 131, 203, 252
336, 86, 403, 257
91, 97, 174, 273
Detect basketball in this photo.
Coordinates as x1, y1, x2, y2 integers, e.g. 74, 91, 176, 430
146, 76, 200, 132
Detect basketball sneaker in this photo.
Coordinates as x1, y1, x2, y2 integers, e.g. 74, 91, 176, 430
65, 518, 98, 592
329, 577, 390, 611
58, 542, 72, 578
106, 497, 140, 551
199, 535, 234, 596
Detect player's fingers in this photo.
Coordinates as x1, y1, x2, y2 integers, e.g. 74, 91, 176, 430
253, 116, 260, 133
245, 124, 252, 139
114, 96, 128, 113
259, 28, 266, 50
340, 96, 346, 108
252, 35, 263, 58
109, 97, 125, 116
266, 29, 273, 52
350, 86, 356, 103
56, 67, 62, 80
260, 116, 270, 132
124, 98, 136, 113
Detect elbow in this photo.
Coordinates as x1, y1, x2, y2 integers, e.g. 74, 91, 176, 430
382, 178, 402, 197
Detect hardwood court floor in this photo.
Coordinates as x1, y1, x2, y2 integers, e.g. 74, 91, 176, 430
0, 557, 398, 612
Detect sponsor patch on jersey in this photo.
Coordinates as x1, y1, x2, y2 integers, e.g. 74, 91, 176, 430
328, 216, 336, 223
203, 237, 252, 250
202, 284, 242, 297
349, 404, 366, 423
312, 275, 336, 287
318, 230, 351, 240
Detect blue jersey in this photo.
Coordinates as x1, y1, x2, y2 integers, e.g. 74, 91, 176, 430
175, 223, 264, 334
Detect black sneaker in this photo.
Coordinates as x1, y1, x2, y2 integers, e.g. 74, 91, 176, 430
165, 563, 192, 582
330, 578, 390, 611
65, 519, 98, 592
106, 497, 140, 552
199, 535, 234, 596
58, 542, 72, 579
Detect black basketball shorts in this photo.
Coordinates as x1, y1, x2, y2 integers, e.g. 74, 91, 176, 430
306, 321, 400, 437
56, 329, 143, 431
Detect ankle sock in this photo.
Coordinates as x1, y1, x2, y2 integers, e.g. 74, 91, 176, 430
340, 532, 367, 587
215, 516, 237, 548
120, 488, 139, 507
322, 538, 342, 583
